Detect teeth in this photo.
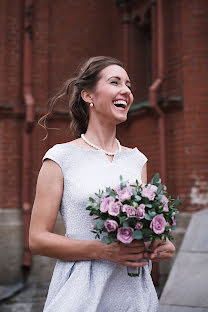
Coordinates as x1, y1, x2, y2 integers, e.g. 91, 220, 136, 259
113, 100, 127, 107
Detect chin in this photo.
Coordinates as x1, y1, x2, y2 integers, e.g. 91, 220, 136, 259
115, 114, 128, 125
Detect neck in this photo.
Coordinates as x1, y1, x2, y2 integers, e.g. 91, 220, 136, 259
84, 121, 117, 151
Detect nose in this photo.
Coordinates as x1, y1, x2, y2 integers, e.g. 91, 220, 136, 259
120, 83, 131, 95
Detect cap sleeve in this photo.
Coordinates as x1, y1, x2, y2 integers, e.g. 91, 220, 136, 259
135, 148, 148, 168
42, 144, 63, 172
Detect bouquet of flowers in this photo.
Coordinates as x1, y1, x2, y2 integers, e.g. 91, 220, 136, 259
86, 173, 181, 277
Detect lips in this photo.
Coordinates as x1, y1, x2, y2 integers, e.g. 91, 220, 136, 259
112, 100, 127, 110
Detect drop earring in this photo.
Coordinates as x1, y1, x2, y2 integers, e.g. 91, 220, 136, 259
90, 102, 94, 107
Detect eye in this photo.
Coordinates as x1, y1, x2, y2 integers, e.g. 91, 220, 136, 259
110, 80, 119, 85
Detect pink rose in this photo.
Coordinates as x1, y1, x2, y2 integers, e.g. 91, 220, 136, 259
136, 204, 145, 219
108, 201, 121, 216
149, 185, 158, 193
172, 216, 176, 226
113, 185, 121, 193
161, 195, 169, 212
117, 227, 134, 243
121, 204, 127, 212
100, 196, 115, 213
141, 184, 157, 201
124, 205, 136, 217
116, 186, 132, 202
135, 222, 143, 230
161, 195, 168, 203
163, 204, 169, 212
150, 214, 167, 234
104, 220, 118, 232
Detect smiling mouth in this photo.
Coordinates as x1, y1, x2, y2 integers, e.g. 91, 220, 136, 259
113, 100, 127, 110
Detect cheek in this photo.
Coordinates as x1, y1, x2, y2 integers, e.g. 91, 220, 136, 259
130, 94, 134, 105
94, 89, 114, 107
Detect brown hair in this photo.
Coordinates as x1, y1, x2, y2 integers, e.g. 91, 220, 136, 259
39, 56, 123, 139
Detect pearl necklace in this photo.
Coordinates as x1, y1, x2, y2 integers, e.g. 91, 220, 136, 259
81, 134, 121, 156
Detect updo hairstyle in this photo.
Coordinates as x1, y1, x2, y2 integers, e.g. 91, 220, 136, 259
39, 56, 123, 139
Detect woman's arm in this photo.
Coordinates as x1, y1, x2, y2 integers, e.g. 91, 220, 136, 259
29, 159, 147, 267
141, 162, 147, 184
29, 159, 106, 261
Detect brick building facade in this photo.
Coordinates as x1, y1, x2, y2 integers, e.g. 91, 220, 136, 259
0, 0, 208, 293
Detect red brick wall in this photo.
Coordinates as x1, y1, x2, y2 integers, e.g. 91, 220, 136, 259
0, 0, 23, 208
118, 111, 160, 179
0, 0, 23, 110
180, 0, 208, 210
0, 0, 208, 212
0, 117, 22, 208
163, 0, 185, 206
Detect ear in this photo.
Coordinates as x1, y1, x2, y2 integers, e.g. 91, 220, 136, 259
81, 89, 93, 104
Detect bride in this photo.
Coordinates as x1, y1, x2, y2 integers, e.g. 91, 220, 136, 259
29, 56, 175, 312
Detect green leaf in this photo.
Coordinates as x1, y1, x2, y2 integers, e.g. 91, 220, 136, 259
123, 221, 129, 227
148, 210, 156, 217
134, 195, 141, 202
142, 228, 152, 237
86, 206, 92, 210
118, 216, 126, 223
93, 204, 100, 210
94, 219, 105, 230
91, 230, 98, 234
145, 204, 152, 208
157, 184, 163, 194
132, 230, 143, 240
173, 197, 182, 207
151, 173, 161, 184
105, 187, 111, 194
89, 197, 96, 203
145, 213, 153, 221
132, 188, 137, 196
133, 201, 138, 208
120, 182, 127, 190
97, 198, 101, 204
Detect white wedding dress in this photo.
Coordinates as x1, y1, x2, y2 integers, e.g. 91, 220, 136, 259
42, 143, 159, 312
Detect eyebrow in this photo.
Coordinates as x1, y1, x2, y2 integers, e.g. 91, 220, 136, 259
107, 76, 131, 84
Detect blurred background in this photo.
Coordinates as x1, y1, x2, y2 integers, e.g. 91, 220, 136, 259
0, 0, 208, 311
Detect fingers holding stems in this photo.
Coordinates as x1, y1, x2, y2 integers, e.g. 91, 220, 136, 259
103, 240, 148, 267
144, 238, 175, 261
102, 238, 175, 267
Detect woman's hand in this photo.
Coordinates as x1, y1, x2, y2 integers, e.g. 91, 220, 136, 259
102, 240, 148, 268
144, 238, 176, 262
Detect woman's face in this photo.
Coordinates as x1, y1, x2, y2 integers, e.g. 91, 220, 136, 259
90, 64, 134, 124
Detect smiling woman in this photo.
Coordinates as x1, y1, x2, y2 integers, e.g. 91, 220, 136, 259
39, 56, 127, 139
30, 56, 174, 312
80, 63, 134, 132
